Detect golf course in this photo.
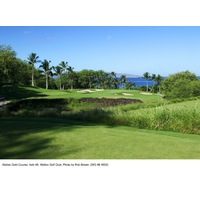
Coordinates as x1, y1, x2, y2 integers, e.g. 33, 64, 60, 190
1, 85, 200, 159
1, 36, 200, 159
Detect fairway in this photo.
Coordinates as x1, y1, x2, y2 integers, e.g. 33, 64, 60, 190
1, 118, 200, 159
0, 85, 164, 103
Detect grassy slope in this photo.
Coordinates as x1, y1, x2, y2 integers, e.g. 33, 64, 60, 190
164, 99, 200, 111
1, 118, 200, 159
122, 99, 200, 116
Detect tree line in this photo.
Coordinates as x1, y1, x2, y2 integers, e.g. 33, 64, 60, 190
0, 44, 165, 92
0, 45, 133, 90
2, 44, 200, 98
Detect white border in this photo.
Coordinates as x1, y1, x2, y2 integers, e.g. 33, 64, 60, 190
1, 1, 200, 200
1, 0, 200, 26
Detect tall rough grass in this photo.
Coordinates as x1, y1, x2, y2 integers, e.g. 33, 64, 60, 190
67, 106, 200, 134
109, 106, 200, 134
3, 106, 200, 134
1, 98, 200, 134
153, 107, 200, 134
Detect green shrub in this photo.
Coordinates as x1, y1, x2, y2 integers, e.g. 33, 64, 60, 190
162, 71, 199, 99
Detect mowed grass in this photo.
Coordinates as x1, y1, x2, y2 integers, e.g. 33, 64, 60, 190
0, 85, 164, 103
1, 118, 200, 159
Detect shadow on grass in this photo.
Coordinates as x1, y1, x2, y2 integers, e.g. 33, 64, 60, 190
0, 85, 47, 100
0, 118, 87, 159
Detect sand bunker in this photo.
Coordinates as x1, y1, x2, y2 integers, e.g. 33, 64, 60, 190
122, 93, 133, 96
95, 89, 104, 91
77, 89, 95, 93
0, 100, 10, 107
140, 92, 152, 95
77, 89, 105, 93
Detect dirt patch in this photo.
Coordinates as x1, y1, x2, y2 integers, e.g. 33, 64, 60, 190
6, 98, 143, 112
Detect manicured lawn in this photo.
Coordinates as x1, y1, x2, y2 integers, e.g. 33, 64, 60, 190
0, 85, 163, 103
1, 118, 200, 159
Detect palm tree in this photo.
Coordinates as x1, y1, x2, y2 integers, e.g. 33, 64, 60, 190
110, 72, 119, 89
59, 61, 68, 89
86, 70, 95, 89
95, 70, 106, 89
155, 74, 162, 94
151, 73, 156, 93
67, 66, 75, 90
120, 75, 127, 88
39, 60, 53, 89
125, 82, 136, 90
53, 66, 63, 90
59, 61, 68, 72
27, 53, 40, 87
143, 72, 151, 92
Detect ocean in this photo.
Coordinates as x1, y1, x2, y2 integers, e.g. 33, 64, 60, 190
126, 77, 154, 87
127, 76, 200, 87
117, 77, 155, 87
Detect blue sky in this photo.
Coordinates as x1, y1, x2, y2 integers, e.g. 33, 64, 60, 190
1, 26, 200, 76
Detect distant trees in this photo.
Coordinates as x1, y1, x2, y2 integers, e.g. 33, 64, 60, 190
66, 66, 75, 90
99, 71, 110, 89
75, 69, 120, 89
95, 70, 107, 89
53, 66, 63, 90
151, 73, 156, 93
143, 72, 151, 92
8, 44, 200, 97
58, 61, 68, 89
149, 73, 162, 94
1, 45, 164, 91
140, 72, 163, 94
155, 74, 162, 94
120, 75, 127, 89
110, 72, 119, 89
76, 69, 94, 89
124, 82, 135, 90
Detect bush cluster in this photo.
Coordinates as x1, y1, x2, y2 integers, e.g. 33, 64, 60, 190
162, 71, 200, 99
